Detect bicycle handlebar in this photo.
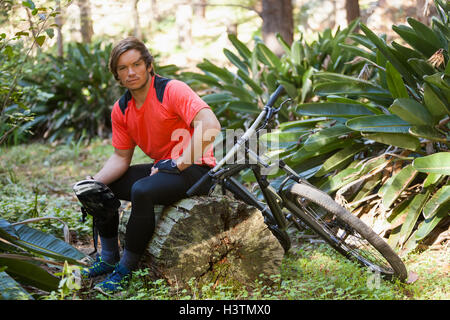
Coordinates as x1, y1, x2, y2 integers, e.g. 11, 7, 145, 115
265, 85, 285, 108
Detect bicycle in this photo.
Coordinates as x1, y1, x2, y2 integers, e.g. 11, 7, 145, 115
187, 85, 408, 281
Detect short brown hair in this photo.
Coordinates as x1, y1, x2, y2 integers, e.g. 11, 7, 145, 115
109, 36, 155, 81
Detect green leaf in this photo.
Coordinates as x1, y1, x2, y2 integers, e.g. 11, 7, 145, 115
278, 80, 297, 99
201, 93, 233, 104
228, 34, 251, 64
319, 166, 362, 193
346, 114, 410, 133
389, 98, 433, 126
413, 152, 450, 175
256, 43, 282, 70
22, 0, 35, 9
407, 17, 443, 50
237, 70, 263, 95
422, 185, 450, 219
35, 35, 46, 47
386, 62, 409, 99
423, 83, 450, 118
184, 72, 223, 88
391, 41, 424, 60
260, 128, 308, 150
423, 173, 443, 188
363, 132, 420, 150
315, 144, 366, 177
398, 193, 429, 245
409, 125, 447, 142
424, 73, 450, 102
415, 205, 449, 241
276, 32, 291, 55
223, 48, 249, 75
0, 271, 33, 300
44, 28, 54, 39
13, 224, 86, 262
392, 24, 439, 57
279, 118, 328, 131
0, 256, 59, 293
338, 43, 377, 62
223, 84, 255, 102
300, 67, 314, 104
227, 101, 259, 114
379, 164, 418, 209
291, 40, 303, 66
297, 102, 375, 118
197, 59, 235, 84
407, 58, 436, 78
0, 219, 20, 242
423, 72, 450, 89
303, 125, 354, 151
291, 140, 350, 163
314, 73, 393, 104
360, 23, 417, 88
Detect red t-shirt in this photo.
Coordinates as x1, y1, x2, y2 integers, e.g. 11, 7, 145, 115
111, 75, 216, 167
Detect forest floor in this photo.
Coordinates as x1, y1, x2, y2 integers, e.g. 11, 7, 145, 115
0, 140, 448, 300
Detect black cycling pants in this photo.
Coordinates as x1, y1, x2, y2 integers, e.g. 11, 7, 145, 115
95, 163, 212, 255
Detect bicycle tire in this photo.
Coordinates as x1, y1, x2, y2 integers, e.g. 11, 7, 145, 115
282, 182, 408, 281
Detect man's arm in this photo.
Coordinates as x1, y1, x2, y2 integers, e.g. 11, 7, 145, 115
151, 108, 221, 175
176, 108, 221, 171
93, 148, 134, 185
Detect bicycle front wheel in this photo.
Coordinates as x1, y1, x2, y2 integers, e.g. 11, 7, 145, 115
282, 183, 408, 281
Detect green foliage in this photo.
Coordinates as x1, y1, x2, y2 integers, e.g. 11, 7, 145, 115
0, 217, 88, 298
19, 41, 120, 143
187, 1, 449, 256
185, 21, 361, 129
0, 0, 61, 145
288, 0, 450, 254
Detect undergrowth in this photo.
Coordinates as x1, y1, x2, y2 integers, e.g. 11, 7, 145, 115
0, 140, 448, 300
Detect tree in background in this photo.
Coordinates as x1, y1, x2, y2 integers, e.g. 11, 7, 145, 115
55, 0, 64, 57
261, 0, 293, 56
78, 0, 93, 43
132, 0, 142, 40
345, 0, 360, 25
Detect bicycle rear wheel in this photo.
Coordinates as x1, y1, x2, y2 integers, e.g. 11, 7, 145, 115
282, 182, 408, 281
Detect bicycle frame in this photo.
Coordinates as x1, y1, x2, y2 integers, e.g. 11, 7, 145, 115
187, 85, 307, 234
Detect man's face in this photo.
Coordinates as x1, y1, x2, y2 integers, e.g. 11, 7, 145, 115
116, 49, 151, 90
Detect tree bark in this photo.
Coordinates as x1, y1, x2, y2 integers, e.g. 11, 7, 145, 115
118, 196, 284, 289
176, 4, 193, 49
78, 0, 93, 43
55, 0, 64, 57
132, 0, 142, 40
261, 0, 293, 57
345, 0, 360, 25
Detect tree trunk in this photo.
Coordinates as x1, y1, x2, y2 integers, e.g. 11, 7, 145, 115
261, 0, 293, 57
175, 4, 192, 49
55, 0, 64, 57
78, 0, 93, 43
118, 196, 284, 289
345, 0, 360, 25
132, 0, 142, 40
416, 0, 428, 24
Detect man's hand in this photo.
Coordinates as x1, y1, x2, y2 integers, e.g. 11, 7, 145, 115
151, 159, 181, 175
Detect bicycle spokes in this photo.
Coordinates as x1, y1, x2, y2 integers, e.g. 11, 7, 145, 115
294, 196, 393, 274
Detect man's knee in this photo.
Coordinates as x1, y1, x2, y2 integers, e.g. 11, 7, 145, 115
130, 178, 155, 203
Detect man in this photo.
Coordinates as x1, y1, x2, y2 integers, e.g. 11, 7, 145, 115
82, 37, 221, 294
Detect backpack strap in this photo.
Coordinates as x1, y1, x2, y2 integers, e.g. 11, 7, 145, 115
118, 89, 132, 115
154, 75, 172, 103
